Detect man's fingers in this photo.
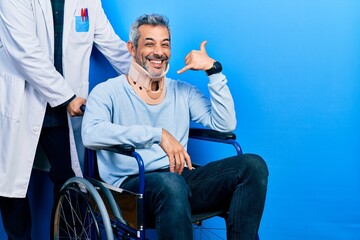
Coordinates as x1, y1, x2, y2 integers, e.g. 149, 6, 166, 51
178, 41, 209, 74
200, 41, 208, 52
178, 154, 185, 174
177, 65, 190, 74
169, 156, 175, 172
185, 152, 192, 170
177, 55, 191, 74
168, 153, 191, 173
173, 154, 180, 172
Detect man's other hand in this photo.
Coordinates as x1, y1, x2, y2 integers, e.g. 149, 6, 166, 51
160, 129, 192, 174
177, 41, 215, 74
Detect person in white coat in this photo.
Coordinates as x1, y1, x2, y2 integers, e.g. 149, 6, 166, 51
0, 0, 131, 239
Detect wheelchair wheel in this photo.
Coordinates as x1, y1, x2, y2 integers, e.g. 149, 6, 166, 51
193, 225, 260, 240
193, 222, 260, 240
51, 177, 114, 240
193, 222, 226, 240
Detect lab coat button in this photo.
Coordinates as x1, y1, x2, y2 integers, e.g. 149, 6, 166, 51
33, 127, 40, 132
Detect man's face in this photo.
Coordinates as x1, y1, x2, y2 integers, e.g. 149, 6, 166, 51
130, 25, 171, 77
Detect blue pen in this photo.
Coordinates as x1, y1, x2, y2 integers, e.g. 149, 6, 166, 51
85, 8, 88, 21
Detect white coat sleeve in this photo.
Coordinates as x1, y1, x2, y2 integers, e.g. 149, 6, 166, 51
0, 0, 74, 107
92, 0, 131, 75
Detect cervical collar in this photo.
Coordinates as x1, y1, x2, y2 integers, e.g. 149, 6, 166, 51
127, 61, 169, 105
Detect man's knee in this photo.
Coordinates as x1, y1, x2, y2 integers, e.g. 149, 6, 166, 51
147, 173, 191, 205
239, 153, 269, 186
247, 153, 268, 174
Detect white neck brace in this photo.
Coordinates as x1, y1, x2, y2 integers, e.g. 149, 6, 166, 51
127, 61, 169, 105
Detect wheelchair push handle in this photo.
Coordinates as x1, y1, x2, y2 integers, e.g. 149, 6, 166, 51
80, 104, 86, 112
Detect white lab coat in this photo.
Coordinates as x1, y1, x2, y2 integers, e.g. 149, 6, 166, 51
0, 0, 131, 197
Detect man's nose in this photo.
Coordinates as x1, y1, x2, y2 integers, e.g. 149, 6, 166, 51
153, 44, 164, 56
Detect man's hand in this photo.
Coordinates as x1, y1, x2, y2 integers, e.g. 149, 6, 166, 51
66, 97, 86, 116
177, 41, 215, 74
160, 129, 192, 174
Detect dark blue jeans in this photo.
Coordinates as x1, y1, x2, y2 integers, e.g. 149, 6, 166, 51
121, 153, 268, 240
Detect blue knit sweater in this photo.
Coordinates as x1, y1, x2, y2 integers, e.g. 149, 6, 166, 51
82, 72, 236, 187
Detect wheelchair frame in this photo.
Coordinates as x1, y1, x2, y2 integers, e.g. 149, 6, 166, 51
50, 128, 260, 240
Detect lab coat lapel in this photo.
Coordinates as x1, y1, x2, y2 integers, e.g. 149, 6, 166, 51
63, 0, 77, 49
63, 0, 84, 178
36, 0, 54, 53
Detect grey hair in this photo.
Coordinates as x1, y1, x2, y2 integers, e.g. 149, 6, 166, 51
129, 14, 171, 49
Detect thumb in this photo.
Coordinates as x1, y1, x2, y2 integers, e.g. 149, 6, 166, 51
200, 41, 208, 52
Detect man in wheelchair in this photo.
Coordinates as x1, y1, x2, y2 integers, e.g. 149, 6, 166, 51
82, 13, 268, 240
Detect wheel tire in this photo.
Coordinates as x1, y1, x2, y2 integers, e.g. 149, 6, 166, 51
51, 177, 114, 240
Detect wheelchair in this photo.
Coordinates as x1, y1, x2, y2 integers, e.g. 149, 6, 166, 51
50, 128, 260, 240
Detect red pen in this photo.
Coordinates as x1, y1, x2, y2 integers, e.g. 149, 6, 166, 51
81, 8, 85, 21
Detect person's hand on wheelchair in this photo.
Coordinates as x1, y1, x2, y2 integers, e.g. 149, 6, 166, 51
160, 129, 193, 174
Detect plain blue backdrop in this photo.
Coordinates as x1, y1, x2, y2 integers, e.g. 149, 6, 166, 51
1, 0, 359, 239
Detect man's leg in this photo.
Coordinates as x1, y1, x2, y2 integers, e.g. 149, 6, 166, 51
38, 124, 75, 199
121, 171, 193, 240
0, 196, 32, 240
182, 154, 268, 240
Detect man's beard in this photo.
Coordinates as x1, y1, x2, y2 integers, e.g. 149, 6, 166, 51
145, 64, 168, 78
137, 56, 168, 78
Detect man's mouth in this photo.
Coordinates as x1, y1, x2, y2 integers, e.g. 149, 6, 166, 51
148, 59, 164, 68
150, 59, 162, 64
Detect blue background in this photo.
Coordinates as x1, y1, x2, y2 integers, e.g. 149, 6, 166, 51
1, 0, 359, 239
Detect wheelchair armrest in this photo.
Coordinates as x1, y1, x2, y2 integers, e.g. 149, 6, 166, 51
101, 144, 145, 195
189, 128, 242, 155
85, 145, 135, 180
189, 128, 236, 141
102, 144, 135, 157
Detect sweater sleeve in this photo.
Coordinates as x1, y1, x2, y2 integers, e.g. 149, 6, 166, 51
81, 78, 162, 150
189, 72, 237, 132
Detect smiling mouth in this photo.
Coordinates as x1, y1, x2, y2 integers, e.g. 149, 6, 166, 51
148, 59, 164, 69
150, 59, 162, 64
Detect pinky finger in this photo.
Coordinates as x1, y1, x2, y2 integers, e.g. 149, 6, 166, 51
177, 66, 189, 74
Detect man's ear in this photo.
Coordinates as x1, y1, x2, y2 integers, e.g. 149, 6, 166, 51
127, 41, 136, 56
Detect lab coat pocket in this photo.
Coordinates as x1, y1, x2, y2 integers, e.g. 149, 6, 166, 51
0, 72, 25, 121
75, 16, 89, 32
70, 16, 92, 45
